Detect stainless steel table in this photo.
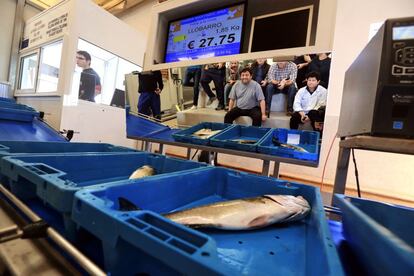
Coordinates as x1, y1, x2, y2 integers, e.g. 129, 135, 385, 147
129, 135, 319, 178
333, 135, 414, 203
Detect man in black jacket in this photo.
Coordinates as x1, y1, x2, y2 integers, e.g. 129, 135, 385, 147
250, 58, 270, 96
137, 70, 164, 120
76, 51, 101, 102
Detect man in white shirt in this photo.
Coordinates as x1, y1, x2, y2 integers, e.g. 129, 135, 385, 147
290, 71, 327, 131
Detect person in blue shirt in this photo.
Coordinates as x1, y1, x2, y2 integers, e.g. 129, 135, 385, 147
290, 71, 327, 131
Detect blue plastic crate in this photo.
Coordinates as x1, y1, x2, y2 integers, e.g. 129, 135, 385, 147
0, 117, 67, 142
210, 125, 271, 152
126, 110, 171, 138
72, 167, 343, 276
334, 195, 414, 276
258, 128, 320, 161
1, 152, 208, 239
0, 141, 135, 188
0, 102, 39, 122
172, 122, 233, 145
0, 97, 15, 103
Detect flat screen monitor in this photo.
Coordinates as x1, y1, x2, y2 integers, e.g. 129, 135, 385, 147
165, 4, 245, 63
249, 7, 311, 52
110, 89, 125, 108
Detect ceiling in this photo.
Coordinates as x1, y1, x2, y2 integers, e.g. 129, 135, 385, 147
26, 0, 147, 16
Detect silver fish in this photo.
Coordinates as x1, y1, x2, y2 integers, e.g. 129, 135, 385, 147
129, 165, 155, 179
230, 139, 258, 144
192, 128, 221, 139
272, 137, 309, 153
164, 195, 310, 230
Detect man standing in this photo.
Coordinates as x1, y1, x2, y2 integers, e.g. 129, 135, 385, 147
224, 68, 266, 127
200, 63, 225, 109
76, 51, 101, 102
290, 71, 327, 131
137, 70, 164, 120
308, 53, 331, 88
266, 57, 298, 116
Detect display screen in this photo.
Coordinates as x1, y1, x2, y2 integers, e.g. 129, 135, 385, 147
393, 25, 414, 40
165, 4, 245, 63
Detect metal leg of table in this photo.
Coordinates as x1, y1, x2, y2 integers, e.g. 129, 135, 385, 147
262, 160, 270, 176
144, 142, 151, 152
213, 152, 218, 166
332, 146, 351, 204
158, 143, 164, 155
272, 162, 280, 178
186, 148, 192, 160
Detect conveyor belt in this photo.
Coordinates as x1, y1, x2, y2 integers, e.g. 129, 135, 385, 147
0, 118, 66, 142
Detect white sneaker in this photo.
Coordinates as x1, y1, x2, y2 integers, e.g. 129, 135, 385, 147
190, 105, 197, 110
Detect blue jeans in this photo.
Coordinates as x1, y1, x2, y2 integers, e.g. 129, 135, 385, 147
184, 67, 201, 106
265, 83, 297, 112
200, 70, 225, 106
138, 92, 161, 119
224, 83, 235, 106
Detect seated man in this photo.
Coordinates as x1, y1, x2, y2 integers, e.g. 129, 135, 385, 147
266, 57, 298, 116
224, 68, 266, 127
290, 71, 327, 132
224, 61, 241, 109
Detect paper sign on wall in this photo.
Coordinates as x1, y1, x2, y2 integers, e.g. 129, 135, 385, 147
22, 2, 70, 49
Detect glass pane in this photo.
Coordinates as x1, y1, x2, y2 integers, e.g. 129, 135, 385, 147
19, 54, 38, 90
37, 40, 63, 93
74, 39, 140, 107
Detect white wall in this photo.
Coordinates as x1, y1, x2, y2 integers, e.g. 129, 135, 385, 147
0, 1, 42, 82
118, 0, 414, 202
0, 0, 17, 81
321, 0, 414, 201
119, 0, 157, 45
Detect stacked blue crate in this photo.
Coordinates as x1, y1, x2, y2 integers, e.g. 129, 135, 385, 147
258, 128, 320, 161
210, 125, 271, 152
0, 141, 134, 188
72, 167, 343, 276
334, 195, 414, 275
172, 122, 233, 145
0, 152, 208, 240
0, 101, 39, 122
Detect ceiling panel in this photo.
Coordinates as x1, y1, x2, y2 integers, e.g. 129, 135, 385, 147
25, 0, 146, 15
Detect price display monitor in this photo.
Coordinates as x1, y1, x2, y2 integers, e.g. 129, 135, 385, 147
164, 4, 245, 63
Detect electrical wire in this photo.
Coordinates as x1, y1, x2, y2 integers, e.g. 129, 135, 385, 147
351, 148, 362, 197
320, 133, 337, 191
191, 149, 199, 160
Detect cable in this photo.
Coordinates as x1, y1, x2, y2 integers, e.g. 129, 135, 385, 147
191, 149, 199, 160
351, 148, 362, 197
320, 133, 337, 191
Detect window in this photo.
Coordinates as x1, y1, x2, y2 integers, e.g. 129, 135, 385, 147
37, 40, 63, 93
19, 53, 38, 90
17, 39, 63, 94
74, 39, 141, 107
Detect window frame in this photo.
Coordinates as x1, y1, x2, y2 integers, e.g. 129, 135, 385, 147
15, 38, 64, 96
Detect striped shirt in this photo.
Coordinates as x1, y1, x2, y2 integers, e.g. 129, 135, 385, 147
267, 62, 298, 82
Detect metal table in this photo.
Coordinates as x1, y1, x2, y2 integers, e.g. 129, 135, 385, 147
333, 135, 414, 202
128, 134, 319, 178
